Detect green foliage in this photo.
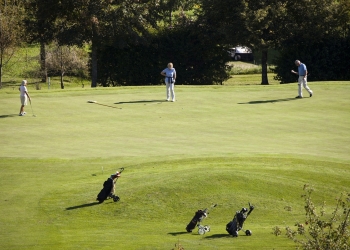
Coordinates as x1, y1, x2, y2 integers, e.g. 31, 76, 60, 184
8, 0, 350, 86
275, 185, 350, 250
0, 2, 25, 87
97, 24, 231, 86
227, 61, 275, 75
272, 0, 350, 83
23, 0, 59, 43
273, 36, 350, 83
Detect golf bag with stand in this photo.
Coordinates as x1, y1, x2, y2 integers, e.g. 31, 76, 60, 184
96, 168, 124, 203
226, 202, 254, 237
186, 204, 217, 235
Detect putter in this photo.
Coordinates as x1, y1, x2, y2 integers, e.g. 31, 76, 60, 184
29, 100, 36, 117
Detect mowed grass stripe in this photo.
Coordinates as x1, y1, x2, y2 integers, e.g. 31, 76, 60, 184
0, 156, 349, 249
0, 82, 349, 160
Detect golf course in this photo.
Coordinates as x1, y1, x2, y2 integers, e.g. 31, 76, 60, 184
0, 78, 349, 249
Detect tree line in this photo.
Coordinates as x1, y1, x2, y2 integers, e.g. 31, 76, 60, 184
0, 0, 349, 88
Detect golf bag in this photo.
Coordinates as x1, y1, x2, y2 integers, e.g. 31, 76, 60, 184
186, 204, 217, 234
226, 202, 254, 237
96, 168, 124, 203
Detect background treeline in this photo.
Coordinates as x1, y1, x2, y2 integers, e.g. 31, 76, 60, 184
0, 0, 349, 88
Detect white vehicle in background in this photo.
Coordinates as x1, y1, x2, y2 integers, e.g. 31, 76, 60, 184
228, 46, 254, 61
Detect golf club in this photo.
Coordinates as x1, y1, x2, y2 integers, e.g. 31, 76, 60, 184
29, 100, 36, 117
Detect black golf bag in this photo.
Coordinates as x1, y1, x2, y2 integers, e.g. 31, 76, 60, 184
186, 204, 217, 234
96, 168, 124, 203
186, 209, 208, 233
226, 203, 254, 237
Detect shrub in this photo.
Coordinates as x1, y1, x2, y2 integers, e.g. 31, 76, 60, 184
273, 184, 350, 250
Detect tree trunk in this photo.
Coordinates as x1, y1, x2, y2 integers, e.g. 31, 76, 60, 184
60, 46, 64, 89
60, 71, 64, 89
0, 55, 2, 89
261, 50, 269, 85
170, 9, 172, 27
0, 63, 2, 89
91, 40, 97, 88
40, 41, 47, 83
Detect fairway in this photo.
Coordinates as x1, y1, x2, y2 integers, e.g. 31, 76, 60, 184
0, 81, 349, 249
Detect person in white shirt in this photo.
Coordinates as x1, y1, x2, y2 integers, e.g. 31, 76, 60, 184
161, 62, 176, 102
19, 80, 31, 116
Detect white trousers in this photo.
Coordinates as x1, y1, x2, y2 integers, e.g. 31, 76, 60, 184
298, 76, 312, 97
166, 82, 175, 101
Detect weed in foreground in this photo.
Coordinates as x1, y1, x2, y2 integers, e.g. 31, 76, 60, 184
273, 184, 350, 250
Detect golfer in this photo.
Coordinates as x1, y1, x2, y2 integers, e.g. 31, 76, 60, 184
291, 60, 313, 98
161, 62, 176, 102
19, 80, 31, 116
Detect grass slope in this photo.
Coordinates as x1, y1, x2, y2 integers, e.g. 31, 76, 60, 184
0, 81, 349, 249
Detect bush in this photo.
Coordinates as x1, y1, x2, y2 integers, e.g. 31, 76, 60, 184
273, 184, 350, 250
96, 23, 231, 86
273, 36, 350, 83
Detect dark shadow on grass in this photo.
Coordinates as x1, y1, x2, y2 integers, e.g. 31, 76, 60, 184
0, 114, 18, 118
88, 102, 122, 109
114, 100, 164, 105
238, 97, 298, 104
204, 234, 232, 239
168, 232, 189, 236
66, 202, 100, 210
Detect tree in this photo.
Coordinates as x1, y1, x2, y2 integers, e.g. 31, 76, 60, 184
273, 185, 350, 250
57, 0, 163, 88
24, 0, 60, 83
45, 42, 88, 89
240, 0, 289, 85
273, 0, 350, 83
0, 1, 23, 88
197, 0, 290, 85
96, 21, 231, 86
159, 0, 199, 27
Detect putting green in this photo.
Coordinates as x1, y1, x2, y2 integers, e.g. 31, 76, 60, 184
0, 82, 349, 249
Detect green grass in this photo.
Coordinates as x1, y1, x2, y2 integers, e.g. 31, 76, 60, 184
227, 61, 275, 75
0, 81, 349, 249
1, 44, 40, 84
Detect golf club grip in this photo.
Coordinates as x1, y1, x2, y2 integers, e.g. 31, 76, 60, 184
247, 207, 254, 216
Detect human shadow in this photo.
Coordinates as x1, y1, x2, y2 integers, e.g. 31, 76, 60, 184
168, 232, 189, 236
0, 114, 18, 118
66, 202, 100, 210
114, 100, 164, 104
204, 234, 232, 239
238, 97, 298, 104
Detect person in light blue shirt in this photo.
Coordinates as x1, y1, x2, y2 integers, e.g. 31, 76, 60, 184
291, 60, 313, 98
161, 62, 176, 102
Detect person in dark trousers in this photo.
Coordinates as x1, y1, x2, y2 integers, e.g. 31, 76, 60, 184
291, 60, 313, 98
